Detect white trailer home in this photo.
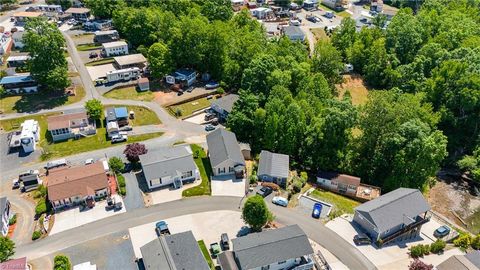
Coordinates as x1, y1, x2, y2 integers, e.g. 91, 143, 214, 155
106, 67, 140, 83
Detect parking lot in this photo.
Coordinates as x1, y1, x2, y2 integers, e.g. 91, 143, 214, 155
211, 174, 246, 197
128, 210, 245, 258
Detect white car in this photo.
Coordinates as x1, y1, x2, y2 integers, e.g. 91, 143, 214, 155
111, 134, 128, 143
272, 196, 289, 207
85, 158, 94, 165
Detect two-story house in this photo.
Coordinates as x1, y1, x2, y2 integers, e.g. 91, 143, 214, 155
102, 41, 128, 57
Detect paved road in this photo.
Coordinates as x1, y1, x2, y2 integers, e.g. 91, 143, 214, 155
14, 196, 376, 270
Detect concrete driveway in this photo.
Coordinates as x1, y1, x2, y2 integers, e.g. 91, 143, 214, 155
184, 112, 207, 124
147, 179, 202, 205
50, 197, 126, 235
86, 64, 116, 81
211, 175, 246, 197
128, 210, 245, 258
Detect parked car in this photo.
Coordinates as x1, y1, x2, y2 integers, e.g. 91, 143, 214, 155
85, 158, 94, 165
434, 225, 451, 238
353, 233, 372, 246
12, 179, 20, 189
205, 124, 215, 131
45, 159, 67, 170
205, 81, 220, 89
89, 52, 98, 59
210, 242, 221, 257
312, 203, 322, 219
111, 134, 128, 143
272, 196, 288, 207
209, 118, 219, 126
19, 170, 39, 179
221, 233, 230, 250
257, 186, 273, 198
155, 221, 170, 236
205, 113, 215, 121
120, 126, 133, 131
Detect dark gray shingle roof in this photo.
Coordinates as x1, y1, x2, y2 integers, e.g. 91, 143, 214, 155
355, 188, 431, 233
284, 26, 305, 37
257, 150, 289, 179
232, 225, 313, 269
140, 146, 197, 181
437, 252, 480, 270
211, 94, 239, 113
206, 128, 245, 167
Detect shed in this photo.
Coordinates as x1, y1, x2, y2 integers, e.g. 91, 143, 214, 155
138, 77, 150, 91
239, 143, 251, 160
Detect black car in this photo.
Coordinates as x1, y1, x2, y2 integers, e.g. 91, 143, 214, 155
257, 186, 273, 197
353, 233, 371, 246
221, 233, 230, 250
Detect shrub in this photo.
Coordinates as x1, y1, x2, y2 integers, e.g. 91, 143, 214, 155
108, 157, 125, 173
410, 244, 430, 258
292, 179, 303, 193
454, 233, 473, 249
261, 182, 280, 191
117, 174, 126, 188
35, 200, 47, 216
31, 231, 41, 240
8, 214, 16, 226
471, 235, 480, 250
408, 259, 433, 270
249, 174, 258, 185
216, 87, 225, 95
33, 185, 47, 199
119, 187, 126, 196
430, 240, 445, 254
54, 254, 71, 270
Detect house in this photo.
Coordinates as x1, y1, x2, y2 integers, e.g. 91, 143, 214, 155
93, 30, 119, 44
19, 170, 41, 191
173, 69, 197, 87
105, 107, 129, 127
211, 94, 239, 122
206, 128, 246, 178
7, 55, 30, 68
0, 257, 28, 270
113, 54, 147, 69
140, 145, 199, 190
141, 231, 210, 270
0, 197, 11, 237
47, 161, 111, 209
251, 7, 274, 20
47, 109, 96, 142
36, 4, 63, 13
218, 225, 315, 270
371, 0, 383, 12
322, 0, 347, 10
8, 119, 40, 153
12, 11, 44, 24
303, 0, 319, 10
239, 143, 251, 160
257, 150, 289, 187
353, 188, 431, 246
231, 0, 245, 11
102, 41, 128, 57
0, 74, 38, 94
138, 77, 150, 91
283, 26, 306, 42
317, 171, 381, 201
65, 7, 90, 21
12, 31, 25, 49
84, 20, 112, 31
106, 67, 141, 83
437, 251, 480, 270
0, 34, 12, 60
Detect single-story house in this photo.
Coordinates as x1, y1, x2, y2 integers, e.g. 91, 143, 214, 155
218, 225, 315, 270
113, 53, 147, 69
65, 7, 90, 21
47, 161, 110, 209
0, 197, 11, 237
7, 55, 30, 68
283, 26, 306, 41
105, 107, 129, 127
8, 119, 40, 153
141, 230, 210, 270
210, 94, 239, 122
102, 41, 128, 57
206, 128, 245, 179
353, 188, 431, 246
47, 109, 96, 142
0, 74, 38, 94
239, 143, 251, 160
140, 145, 199, 190
0, 257, 28, 270
93, 30, 119, 44
437, 250, 480, 270
231, 0, 244, 11
84, 20, 112, 31
138, 77, 150, 91
36, 4, 63, 13
12, 31, 25, 49
251, 7, 274, 20
257, 150, 289, 187
174, 69, 196, 87
303, 0, 319, 11
317, 171, 381, 201
12, 11, 44, 23
322, 0, 347, 10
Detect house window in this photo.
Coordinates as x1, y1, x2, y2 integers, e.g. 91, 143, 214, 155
150, 178, 161, 186
182, 171, 192, 179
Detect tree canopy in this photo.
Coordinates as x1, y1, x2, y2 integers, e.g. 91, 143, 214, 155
0, 236, 15, 262
84, 99, 103, 120
242, 195, 272, 231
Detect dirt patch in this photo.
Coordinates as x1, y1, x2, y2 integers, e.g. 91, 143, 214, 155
336, 74, 369, 106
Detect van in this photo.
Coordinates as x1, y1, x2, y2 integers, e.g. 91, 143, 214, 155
221, 233, 230, 250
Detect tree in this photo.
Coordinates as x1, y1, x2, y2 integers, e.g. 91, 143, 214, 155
312, 40, 344, 85
24, 18, 70, 91
124, 143, 147, 163
471, 234, 480, 249
84, 0, 126, 19
84, 99, 103, 120
200, 0, 233, 21
331, 17, 357, 60
148, 42, 172, 79
364, 38, 398, 89
458, 146, 480, 182
108, 157, 125, 174
242, 195, 272, 231
54, 254, 72, 270
0, 236, 15, 262
430, 239, 446, 253
408, 259, 433, 270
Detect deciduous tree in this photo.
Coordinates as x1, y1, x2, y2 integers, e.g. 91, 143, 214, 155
242, 195, 272, 231
124, 143, 147, 163
0, 237, 15, 262
84, 99, 103, 120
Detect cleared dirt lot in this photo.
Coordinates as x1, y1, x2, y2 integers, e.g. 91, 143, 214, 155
153, 87, 216, 106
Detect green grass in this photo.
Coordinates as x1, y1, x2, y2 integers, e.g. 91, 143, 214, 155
197, 240, 214, 270
85, 58, 115, 66
310, 189, 360, 214
182, 144, 212, 197
0, 113, 58, 132
310, 28, 329, 41
168, 97, 213, 118
338, 10, 351, 18
76, 43, 102, 51
104, 86, 154, 102
466, 209, 480, 234
128, 106, 161, 126
173, 140, 186, 145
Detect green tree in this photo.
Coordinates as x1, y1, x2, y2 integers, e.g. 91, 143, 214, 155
331, 17, 357, 60
84, 0, 126, 19
84, 99, 103, 120
24, 18, 69, 91
312, 40, 344, 85
227, 91, 261, 149
148, 42, 172, 79
53, 254, 72, 270
199, 0, 233, 21
0, 236, 15, 262
364, 38, 398, 88
241, 54, 278, 99
242, 195, 272, 231
108, 157, 125, 174
458, 146, 480, 182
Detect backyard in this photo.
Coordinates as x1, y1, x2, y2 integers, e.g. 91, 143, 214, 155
168, 97, 214, 118
182, 144, 212, 197
85, 58, 115, 66
125, 105, 161, 126
336, 74, 369, 106
103, 86, 154, 102
310, 188, 360, 215
310, 28, 328, 41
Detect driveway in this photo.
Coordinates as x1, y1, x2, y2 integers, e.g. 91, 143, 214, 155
49, 197, 126, 235
211, 175, 246, 197
147, 180, 202, 205
184, 112, 207, 124
86, 64, 116, 81
128, 210, 245, 258
122, 173, 144, 211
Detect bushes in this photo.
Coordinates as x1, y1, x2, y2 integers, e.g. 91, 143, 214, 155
430, 240, 446, 254
409, 244, 430, 258
261, 182, 280, 191
472, 235, 480, 250
108, 157, 125, 173
454, 233, 473, 249
249, 174, 258, 185
54, 254, 71, 270
33, 185, 47, 199
117, 174, 127, 196
31, 231, 41, 240
8, 214, 16, 226
35, 200, 47, 216
290, 172, 308, 194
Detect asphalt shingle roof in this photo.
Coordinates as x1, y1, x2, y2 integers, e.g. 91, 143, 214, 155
206, 128, 245, 167
139, 146, 197, 181
437, 251, 480, 270
211, 94, 239, 113
257, 150, 289, 179
355, 188, 431, 233
232, 225, 313, 269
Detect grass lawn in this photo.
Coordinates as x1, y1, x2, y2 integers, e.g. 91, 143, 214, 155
0, 86, 86, 114
310, 189, 360, 215
76, 44, 102, 51
0, 113, 57, 132
104, 86, 154, 102
85, 58, 115, 66
182, 144, 212, 197
337, 10, 351, 18
310, 28, 329, 41
197, 240, 214, 269
168, 97, 213, 118
336, 74, 369, 106
128, 106, 161, 126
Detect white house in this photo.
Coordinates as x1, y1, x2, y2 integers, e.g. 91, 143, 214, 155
102, 41, 128, 57
251, 7, 273, 20
11, 119, 40, 153
0, 74, 38, 94
0, 197, 11, 237
283, 26, 306, 42
106, 67, 140, 83
140, 146, 200, 189
206, 128, 246, 179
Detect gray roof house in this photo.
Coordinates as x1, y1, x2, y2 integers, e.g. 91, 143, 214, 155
140, 145, 199, 189
211, 94, 239, 121
218, 225, 315, 270
437, 251, 480, 270
141, 230, 210, 270
353, 188, 431, 246
0, 197, 11, 237
207, 128, 245, 178
257, 150, 289, 187
283, 26, 305, 41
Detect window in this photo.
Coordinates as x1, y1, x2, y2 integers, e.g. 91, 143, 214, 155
150, 178, 161, 186
182, 171, 192, 179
